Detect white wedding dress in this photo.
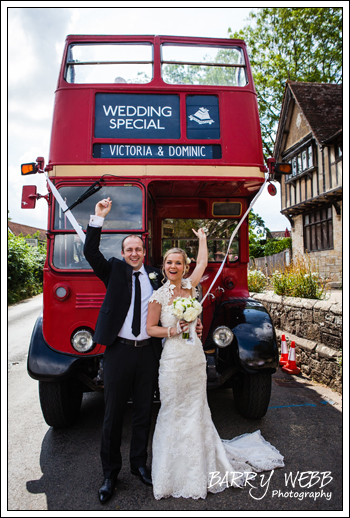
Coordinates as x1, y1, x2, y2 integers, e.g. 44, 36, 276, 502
149, 279, 284, 500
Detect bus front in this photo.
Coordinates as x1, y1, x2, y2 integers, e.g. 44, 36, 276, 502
22, 35, 278, 427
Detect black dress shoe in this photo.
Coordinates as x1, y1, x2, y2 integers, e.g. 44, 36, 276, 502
131, 466, 152, 486
98, 477, 117, 504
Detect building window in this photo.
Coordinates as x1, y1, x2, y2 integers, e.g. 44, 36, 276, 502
297, 154, 302, 175
308, 145, 313, 167
302, 149, 307, 170
335, 141, 342, 160
286, 144, 314, 180
304, 205, 333, 252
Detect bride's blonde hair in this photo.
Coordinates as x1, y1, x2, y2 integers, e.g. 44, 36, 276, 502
162, 248, 190, 281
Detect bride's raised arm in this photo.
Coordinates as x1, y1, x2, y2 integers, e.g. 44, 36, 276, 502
189, 228, 208, 288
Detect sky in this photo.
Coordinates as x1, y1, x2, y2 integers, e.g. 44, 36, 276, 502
4, 3, 343, 233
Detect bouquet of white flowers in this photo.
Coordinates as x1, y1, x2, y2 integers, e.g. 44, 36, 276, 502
172, 297, 202, 344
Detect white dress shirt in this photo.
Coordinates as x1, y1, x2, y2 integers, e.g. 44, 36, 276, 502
89, 214, 105, 227
118, 264, 153, 340
88, 215, 153, 341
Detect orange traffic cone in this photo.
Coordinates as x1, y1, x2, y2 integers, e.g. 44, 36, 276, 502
281, 341, 301, 375
279, 334, 289, 366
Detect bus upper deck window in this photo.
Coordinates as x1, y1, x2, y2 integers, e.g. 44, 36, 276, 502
65, 43, 153, 84
161, 44, 247, 87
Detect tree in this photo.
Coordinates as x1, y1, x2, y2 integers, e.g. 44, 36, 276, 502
249, 210, 271, 258
229, 8, 342, 158
249, 209, 270, 242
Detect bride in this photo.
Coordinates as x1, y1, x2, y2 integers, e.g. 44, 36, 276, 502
146, 229, 284, 500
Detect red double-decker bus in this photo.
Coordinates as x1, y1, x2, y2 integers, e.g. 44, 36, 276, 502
22, 35, 282, 428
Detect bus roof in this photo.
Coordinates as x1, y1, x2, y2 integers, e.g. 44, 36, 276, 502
64, 34, 246, 44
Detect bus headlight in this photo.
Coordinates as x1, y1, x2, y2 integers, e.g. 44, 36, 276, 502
213, 326, 234, 348
71, 328, 95, 353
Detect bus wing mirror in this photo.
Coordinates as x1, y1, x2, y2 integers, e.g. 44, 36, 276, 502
21, 186, 37, 209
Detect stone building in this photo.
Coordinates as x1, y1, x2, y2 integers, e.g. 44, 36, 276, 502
273, 81, 342, 285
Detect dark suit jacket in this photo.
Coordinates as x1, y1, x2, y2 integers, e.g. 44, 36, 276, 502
84, 225, 163, 357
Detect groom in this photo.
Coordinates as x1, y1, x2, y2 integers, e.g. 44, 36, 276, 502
84, 197, 163, 504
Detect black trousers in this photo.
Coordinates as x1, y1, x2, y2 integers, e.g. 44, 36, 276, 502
100, 338, 159, 479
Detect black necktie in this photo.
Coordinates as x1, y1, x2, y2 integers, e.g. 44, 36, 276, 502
132, 272, 141, 337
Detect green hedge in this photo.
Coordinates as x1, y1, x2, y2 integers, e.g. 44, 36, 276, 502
250, 237, 291, 258
8, 231, 46, 305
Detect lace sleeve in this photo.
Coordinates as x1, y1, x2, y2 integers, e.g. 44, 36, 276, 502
148, 280, 175, 307
148, 289, 162, 305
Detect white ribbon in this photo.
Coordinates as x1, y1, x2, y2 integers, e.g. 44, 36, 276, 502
201, 176, 268, 305
175, 320, 196, 345
185, 320, 197, 345
45, 173, 86, 244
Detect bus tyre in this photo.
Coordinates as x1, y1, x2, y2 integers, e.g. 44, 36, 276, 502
39, 379, 83, 428
233, 372, 272, 419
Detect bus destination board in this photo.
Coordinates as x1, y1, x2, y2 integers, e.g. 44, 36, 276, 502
93, 144, 222, 159
95, 93, 180, 139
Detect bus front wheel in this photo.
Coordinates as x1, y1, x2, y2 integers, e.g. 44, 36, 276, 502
233, 372, 272, 419
39, 379, 83, 428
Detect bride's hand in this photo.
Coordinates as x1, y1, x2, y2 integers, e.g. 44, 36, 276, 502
175, 320, 188, 334
195, 318, 203, 339
192, 228, 206, 240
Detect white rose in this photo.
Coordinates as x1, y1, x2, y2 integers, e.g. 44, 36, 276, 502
183, 307, 198, 322
173, 303, 185, 319
149, 272, 157, 280
173, 308, 184, 319
193, 300, 202, 313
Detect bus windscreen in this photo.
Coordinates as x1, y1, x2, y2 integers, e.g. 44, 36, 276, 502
162, 218, 239, 263
54, 185, 143, 231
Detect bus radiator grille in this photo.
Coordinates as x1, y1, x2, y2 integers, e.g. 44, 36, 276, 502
75, 294, 105, 309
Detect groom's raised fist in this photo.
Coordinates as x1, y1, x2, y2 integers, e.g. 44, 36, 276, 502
95, 197, 112, 218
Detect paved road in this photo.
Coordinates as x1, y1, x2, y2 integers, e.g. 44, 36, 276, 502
7, 294, 344, 512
